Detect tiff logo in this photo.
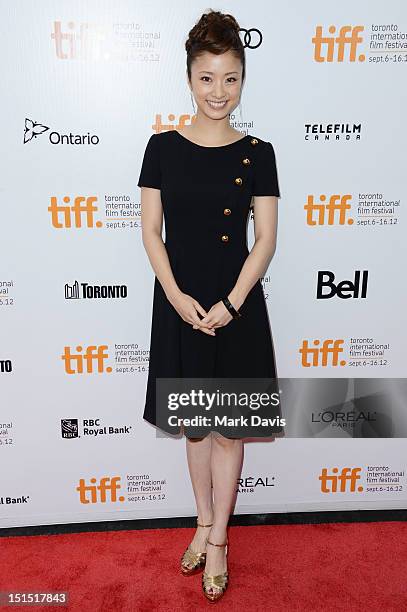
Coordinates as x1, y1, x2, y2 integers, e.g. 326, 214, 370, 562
76, 476, 124, 503
299, 339, 346, 367
48, 196, 100, 228
305, 195, 353, 226
62, 345, 111, 374
312, 25, 365, 62
319, 467, 363, 493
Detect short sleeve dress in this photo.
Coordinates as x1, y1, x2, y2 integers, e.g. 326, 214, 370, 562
137, 130, 283, 437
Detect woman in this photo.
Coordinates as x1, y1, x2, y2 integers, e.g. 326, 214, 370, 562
137, 9, 282, 602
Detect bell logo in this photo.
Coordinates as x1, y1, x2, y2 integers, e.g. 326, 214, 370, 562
48, 196, 101, 228
62, 345, 111, 374
299, 339, 346, 367
319, 467, 363, 493
305, 195, 353, 226
312, 25, 365, 62
76, 476, 124, 503
316, 270, 368, 299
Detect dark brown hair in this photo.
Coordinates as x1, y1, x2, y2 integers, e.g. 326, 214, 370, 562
185, 9, 245, 83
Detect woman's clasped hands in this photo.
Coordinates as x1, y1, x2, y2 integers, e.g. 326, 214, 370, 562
169, 290, 234, 336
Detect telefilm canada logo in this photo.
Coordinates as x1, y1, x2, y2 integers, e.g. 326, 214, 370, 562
23, 117, 99, 145
65, 280, 128, 300
304, 122, 362, 142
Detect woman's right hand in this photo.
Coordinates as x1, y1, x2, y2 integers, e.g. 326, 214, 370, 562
168, 290, 216, 336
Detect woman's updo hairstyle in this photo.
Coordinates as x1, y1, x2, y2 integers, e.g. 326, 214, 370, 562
185, 9, 245, 84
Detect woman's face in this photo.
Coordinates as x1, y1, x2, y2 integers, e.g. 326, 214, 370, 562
189, 50, 243, 120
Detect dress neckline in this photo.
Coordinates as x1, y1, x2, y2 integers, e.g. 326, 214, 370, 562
173, 129, 249, 149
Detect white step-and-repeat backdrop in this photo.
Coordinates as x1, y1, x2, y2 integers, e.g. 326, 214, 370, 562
1, 1, 406, 528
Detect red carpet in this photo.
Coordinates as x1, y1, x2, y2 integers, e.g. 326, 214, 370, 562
0, 522, 406, 611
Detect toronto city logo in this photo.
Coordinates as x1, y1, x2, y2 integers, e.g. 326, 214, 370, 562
65, 280, 128, 300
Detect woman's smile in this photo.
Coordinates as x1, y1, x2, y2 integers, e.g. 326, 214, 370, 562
206, 99, 228, 109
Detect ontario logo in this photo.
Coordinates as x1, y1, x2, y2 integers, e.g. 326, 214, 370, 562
319, 467, 363, 493
312, 25, 365, 62
23, 117, 99, 145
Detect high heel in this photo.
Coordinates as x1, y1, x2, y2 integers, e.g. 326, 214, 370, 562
202, 539, 229, 602
180, 519, 213, 576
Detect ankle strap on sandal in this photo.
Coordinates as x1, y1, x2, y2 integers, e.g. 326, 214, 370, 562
197, 520, 213, 528
207, 539, 228, 547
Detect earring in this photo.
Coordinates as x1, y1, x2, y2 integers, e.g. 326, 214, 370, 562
190, 91, 196, 114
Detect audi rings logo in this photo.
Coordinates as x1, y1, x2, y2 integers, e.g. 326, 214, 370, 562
239, 28, 263, 49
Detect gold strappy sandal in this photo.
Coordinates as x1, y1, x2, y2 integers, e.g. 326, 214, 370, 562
202, 539, 229, 602
180, 519, 213, 576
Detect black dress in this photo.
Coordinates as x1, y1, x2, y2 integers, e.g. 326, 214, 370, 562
137, 130, 283, 437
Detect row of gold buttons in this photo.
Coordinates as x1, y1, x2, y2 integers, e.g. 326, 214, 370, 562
221, 138, 258, 243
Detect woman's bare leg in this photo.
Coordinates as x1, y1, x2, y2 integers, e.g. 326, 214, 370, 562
205, 432, 243, 581
185, 434, 214, 555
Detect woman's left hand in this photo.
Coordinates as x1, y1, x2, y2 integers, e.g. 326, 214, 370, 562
192, 299, 234, 332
